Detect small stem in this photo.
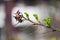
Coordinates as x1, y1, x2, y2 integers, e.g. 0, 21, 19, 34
23, 16, 36, 23
22, 16, 60, 32
23, 16, 48, 27
28, 19, 36, 23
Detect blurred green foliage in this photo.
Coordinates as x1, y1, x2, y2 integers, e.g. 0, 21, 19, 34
51, 36, 56, 40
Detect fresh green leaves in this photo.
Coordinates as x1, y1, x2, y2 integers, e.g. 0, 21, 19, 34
24, 12, 40, 22
42, 17, 51, 27
33, 14, 39, 21
24, 12, 29, 19
24, 12, 51, 27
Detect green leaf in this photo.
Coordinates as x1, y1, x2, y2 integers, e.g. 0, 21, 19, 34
42, 17, 51, 27
24, 12, 29, 19
33, 14, 39, 21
